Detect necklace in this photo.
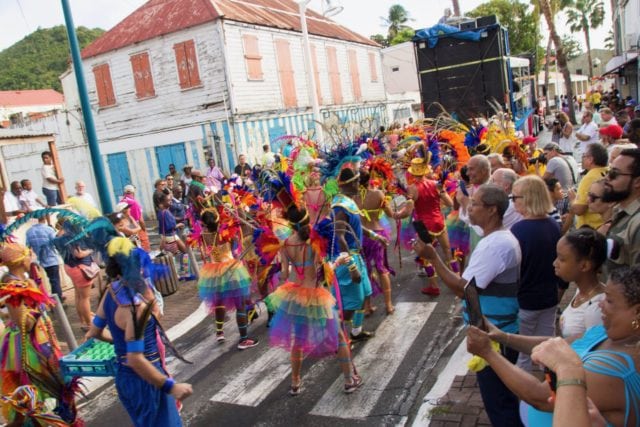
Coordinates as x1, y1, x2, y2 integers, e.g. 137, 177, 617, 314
572, 283, 603, 308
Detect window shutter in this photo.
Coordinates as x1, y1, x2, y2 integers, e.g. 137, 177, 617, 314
275, 39, 297, 108
242, 34, 263, 80
368, 52, 378, 82
174, 42, 190, 89
348, 49, 362, 102
93, 63, 116, 107
184, 39, 201, 87
131, 52, 155, 98
310, 44, 323, 105
326, 46, 342, 105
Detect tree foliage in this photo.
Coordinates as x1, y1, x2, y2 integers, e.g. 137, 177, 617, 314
560, 34, 583, 60
389, 28, 415, 46
564, 0, 605, 77
370, 34, 389, 48
381, 4, 414, 41
467, 0, 539, 56
0, 26, 104, 92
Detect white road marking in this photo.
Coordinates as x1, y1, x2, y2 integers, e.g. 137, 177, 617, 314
411, 338, 472, 427
310, 301, 436, 419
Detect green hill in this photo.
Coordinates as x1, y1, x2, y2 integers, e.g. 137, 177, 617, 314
0, 25, 104, 92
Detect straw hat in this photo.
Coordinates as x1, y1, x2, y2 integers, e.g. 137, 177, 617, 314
408, 158, 430, 176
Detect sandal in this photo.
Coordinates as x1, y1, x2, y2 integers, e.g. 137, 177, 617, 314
344, 374, 363, 394
385, 305, 395, 315
289, 378, 302, 396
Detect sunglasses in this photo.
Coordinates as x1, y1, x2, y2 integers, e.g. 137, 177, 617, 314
587, 193, 602, 202
508, 195, 524, 201
607, 169, 635, 180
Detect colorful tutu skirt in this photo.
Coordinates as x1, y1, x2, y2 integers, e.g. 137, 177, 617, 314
198, 259, 252, 312
444, 209, 470, 256
362, 229, 395, 296
266, 282, 340, 358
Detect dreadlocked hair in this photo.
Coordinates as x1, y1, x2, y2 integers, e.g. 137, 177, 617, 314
286, 205, 310, 241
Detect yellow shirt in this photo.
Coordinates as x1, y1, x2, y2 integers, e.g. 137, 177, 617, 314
575, 166, 608, 229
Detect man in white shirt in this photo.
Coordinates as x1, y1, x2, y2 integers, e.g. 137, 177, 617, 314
2, 181, 27, 224
575, 111, 599, 158
490, 168, 523, 228
73, 181, 97, 208
19, 179, 46, 211
41, 151, 64, 206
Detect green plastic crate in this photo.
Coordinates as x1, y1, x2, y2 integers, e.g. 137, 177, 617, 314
60, 338, 117, 378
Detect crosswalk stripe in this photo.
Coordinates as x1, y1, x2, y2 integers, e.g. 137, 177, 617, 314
310, 301, 436, 419
209, 346, 291, 406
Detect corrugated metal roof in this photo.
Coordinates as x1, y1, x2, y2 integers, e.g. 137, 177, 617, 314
82, 0, 378, 59
0, 90, 64, 107
0, 129, 55, 139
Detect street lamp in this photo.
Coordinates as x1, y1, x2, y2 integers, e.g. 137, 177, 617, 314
298, 0, 323, 144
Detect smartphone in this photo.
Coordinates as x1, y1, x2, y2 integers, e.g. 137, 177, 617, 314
412, 221, 433, 244
459, 180, 469, 197
463, 278, 486, 331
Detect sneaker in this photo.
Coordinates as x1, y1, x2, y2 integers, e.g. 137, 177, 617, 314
237, 337, 259, 350
216, 332, 226, 343
344, 375, 363, 394
289, 382, 302, 396
350, 331, 374, 342
421, 286, 440, 296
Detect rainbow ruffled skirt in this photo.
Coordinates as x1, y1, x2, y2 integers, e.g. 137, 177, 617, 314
266, 282, 340, 358
198, 259, 252, 312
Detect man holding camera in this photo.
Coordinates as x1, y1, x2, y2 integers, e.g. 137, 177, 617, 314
542, 143, 579, 192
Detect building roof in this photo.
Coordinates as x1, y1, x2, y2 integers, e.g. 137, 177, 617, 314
0, 90, 64, 107
82, 0, 377, 59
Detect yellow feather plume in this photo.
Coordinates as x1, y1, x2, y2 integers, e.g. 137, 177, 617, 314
107, 237, 135, 257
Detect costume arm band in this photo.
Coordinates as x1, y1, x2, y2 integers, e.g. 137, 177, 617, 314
92, 316, 107, 329
126, 340, 145, 353
161, 378, 175, 394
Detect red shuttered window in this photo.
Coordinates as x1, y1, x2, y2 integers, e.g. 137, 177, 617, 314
368, 52, 378, 82
310, 44, 323, 105
326, 46, 342, 105
130, 52, 155, 99
275, 39, 297, 108
348, 49, 362, 102
92, 63, 116, 107
174, 40, 201, 89
242, 34, 263, 80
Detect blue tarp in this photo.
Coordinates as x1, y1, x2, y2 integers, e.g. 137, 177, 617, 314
413, 24, 483, 48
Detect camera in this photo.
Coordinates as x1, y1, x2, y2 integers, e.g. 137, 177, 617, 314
528, 153, 547, 164
553, 120, 560, 126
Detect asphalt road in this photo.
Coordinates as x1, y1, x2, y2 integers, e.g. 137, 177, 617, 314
80, 249, 466, 426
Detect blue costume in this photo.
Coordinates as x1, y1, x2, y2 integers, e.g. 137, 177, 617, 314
330, 194, 372, 310
98, 281, 182, 427
525, 325, 640, 426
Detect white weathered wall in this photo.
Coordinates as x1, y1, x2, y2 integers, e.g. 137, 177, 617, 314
79, 21, 228, 143
0, 103, 65, 122
223, 21, 386, 115
381, 42, 420, 94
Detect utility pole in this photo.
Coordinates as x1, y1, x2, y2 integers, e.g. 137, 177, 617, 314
61, 0, 113, 213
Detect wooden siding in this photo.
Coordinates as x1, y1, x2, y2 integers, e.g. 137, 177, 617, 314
130, 52, 155, 98
223, 22, 386, 114
348, 49, 362, 102
92, 63, 116, 107
82, 22, 228, 143
275, 38, 297, 108
174, 39, 202, 89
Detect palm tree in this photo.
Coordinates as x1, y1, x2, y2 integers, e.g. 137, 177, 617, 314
538, 0, 576, 123
604, 29, 615, 50
381, 4, 413, 41
565, 0, 605, 79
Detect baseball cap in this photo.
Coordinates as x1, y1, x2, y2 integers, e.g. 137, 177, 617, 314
115, 202, 129, 212
626, 99, 637, 107
123, 184, 135, 194
599, 124, 624, 139
183, 164, 193, 170
523, 135, 537, 145
543, 142, 562, 152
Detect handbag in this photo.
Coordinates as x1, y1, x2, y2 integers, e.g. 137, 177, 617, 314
78, 262, 100, 280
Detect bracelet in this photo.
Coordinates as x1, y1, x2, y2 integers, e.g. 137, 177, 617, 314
348, 264, 358, 272
161, 377, 175, 394
556, 378, 587, 389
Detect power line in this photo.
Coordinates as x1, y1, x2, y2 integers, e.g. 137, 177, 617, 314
15, 0, 31, 32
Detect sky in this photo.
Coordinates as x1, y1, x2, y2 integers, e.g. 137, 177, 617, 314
0, 0, 610, 52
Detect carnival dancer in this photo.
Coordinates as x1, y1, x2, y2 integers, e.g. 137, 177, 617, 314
268, 206, 362, 395
356, 169, 401, 315
331, 167, 374, 342
197, 205, 259, 349
403, 157, 454, 296
0, 240, 82, 426
87, 237, 192, 426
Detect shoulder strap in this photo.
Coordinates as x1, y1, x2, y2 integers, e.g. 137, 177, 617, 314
559, 155, 577, 185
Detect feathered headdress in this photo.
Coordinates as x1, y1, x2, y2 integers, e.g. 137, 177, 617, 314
318, 142, 363, 198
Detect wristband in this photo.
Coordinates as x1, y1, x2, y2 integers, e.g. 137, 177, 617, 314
126, 340, 144, 353
556, 378, 586, 389
92, 316, 107, 329
161, 377, 175, 394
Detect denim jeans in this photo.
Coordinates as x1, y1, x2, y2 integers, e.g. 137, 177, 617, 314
44, 264, 63, 299
42, 188, 61, 206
